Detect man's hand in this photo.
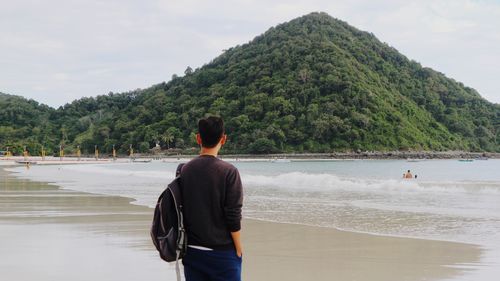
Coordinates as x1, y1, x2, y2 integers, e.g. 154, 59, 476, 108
231, 230, 243, 257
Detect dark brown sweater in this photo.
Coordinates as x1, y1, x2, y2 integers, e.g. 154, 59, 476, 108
180, 155, 243, 250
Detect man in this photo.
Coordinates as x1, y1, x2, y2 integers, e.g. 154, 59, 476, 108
404, 170, 413, 179
180, 116, 243, 281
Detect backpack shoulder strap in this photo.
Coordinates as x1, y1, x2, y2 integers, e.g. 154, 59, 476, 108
176, 163, 185, 177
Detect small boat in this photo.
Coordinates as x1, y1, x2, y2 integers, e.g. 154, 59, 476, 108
458, 159, 474, 162
132, 158, 152, 163
406, 159, 420, 162
15, 160, 37, 165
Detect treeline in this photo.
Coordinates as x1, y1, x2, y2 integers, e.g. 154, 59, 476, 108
1, 12, 498, 155
0, 93, 59, 155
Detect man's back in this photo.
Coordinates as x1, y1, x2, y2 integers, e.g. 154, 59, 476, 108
180, 116, 243, 281
181, 155, 243, 250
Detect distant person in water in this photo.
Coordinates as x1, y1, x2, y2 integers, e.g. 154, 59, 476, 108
404, 170, 413, 179
414, 174, 418, 179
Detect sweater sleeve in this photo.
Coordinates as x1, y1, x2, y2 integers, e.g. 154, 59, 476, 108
224, 167, 243, 232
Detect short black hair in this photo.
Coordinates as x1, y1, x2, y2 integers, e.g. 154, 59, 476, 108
198, 116, 224, 148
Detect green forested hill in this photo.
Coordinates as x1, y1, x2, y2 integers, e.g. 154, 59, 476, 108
1, 12, 499, 155
0, 92, 58, 154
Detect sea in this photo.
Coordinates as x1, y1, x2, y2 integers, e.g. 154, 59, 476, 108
6, 158, 500, 280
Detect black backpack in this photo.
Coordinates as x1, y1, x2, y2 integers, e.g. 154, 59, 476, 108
151, 164, 187, 279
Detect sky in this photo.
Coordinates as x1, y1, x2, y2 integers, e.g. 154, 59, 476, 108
1, 0, 499, 107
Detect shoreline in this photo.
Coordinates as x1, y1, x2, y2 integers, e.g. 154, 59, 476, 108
1, 166, 484, 281
1, 149, 498, 167
222, 150, 499, 160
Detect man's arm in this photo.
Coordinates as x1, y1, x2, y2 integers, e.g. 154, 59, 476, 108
231, 230, 243, 257
225, 168, 243, 256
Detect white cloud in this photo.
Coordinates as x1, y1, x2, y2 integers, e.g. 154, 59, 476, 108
0, 0, 499, 106
53, 73, 70, 81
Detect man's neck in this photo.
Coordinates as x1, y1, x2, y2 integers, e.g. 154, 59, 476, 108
200, 146, 220, 157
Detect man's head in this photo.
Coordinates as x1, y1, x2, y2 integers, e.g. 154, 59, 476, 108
197, 116, 226, 148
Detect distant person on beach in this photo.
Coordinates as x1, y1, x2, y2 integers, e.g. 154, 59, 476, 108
180, 116, 243, 281
404, 170, 413, 179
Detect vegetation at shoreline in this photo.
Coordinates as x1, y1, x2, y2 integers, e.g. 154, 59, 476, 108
1, 12, 498, 155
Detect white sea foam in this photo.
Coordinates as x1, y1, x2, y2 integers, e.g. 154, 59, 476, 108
243, 172, 500, 195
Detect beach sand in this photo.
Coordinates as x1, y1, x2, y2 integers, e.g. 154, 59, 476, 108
242, 219, 481, 281
0, 168, 481, 281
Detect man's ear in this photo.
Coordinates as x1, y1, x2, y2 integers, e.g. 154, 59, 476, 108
220, 134, 227, 145
196, 133, 202, 145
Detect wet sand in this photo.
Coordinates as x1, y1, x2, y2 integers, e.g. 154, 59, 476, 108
0, 168, 481, 281
242, 219, 481, 281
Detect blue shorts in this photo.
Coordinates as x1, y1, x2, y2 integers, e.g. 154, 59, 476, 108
182, 247, 242, 281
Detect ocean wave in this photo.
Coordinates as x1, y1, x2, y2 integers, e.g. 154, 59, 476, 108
242, 172, 500, 195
